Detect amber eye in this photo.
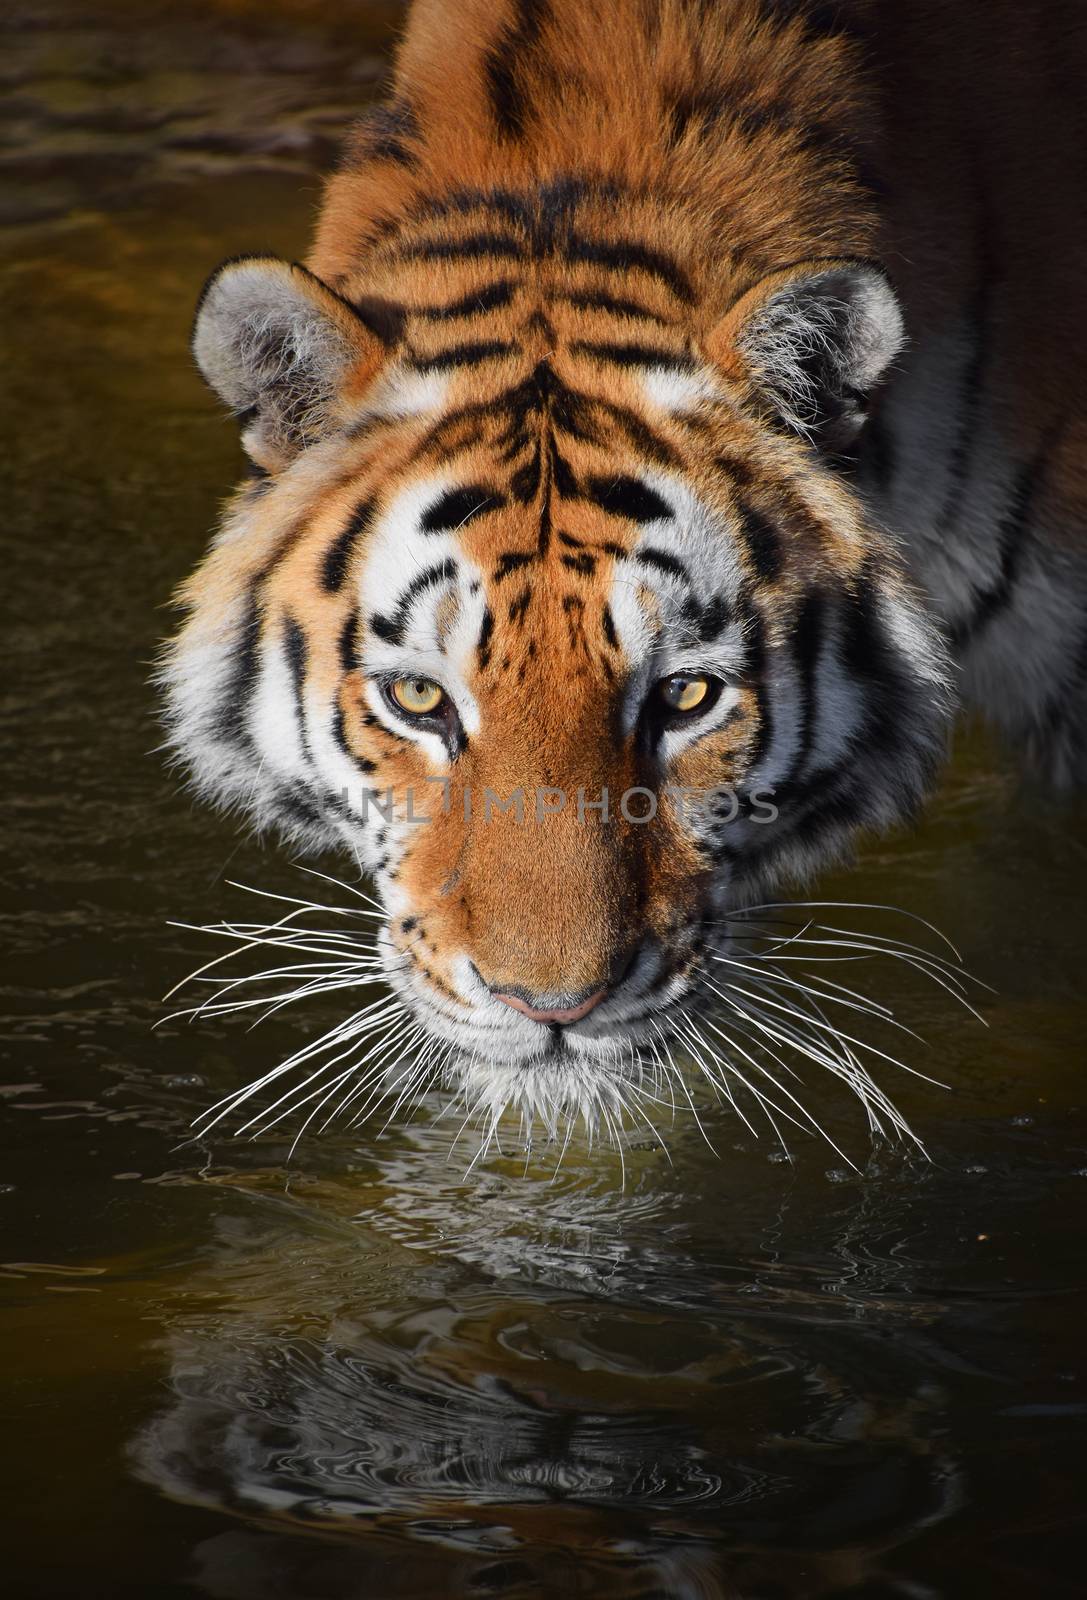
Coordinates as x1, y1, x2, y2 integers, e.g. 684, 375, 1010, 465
658, 675, 711, 714
390, 676, 445, 716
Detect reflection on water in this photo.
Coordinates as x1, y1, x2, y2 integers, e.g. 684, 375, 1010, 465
130, 1146, 963, 1599
117, 1101, 1085, 1596
3, 2, 1087, 1596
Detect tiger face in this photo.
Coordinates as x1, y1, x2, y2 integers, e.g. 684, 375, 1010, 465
164, 237, 950, 1124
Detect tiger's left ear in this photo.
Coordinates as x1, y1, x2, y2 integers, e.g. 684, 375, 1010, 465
705, 259, 904, 451
192, 256, 391, 471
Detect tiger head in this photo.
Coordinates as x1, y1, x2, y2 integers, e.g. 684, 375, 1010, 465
163, 228, 950, 1124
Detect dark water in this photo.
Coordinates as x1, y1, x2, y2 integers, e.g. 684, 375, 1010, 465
3, 4, 1086, 1595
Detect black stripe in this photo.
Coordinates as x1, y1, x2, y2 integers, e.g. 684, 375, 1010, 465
948, 439, 1054, 650
635, 547, 690, 583
840, 577, 889, 683
352, 295, 406, 347
338, 609, 359, 673
562, 235, 694, 302
537, 433, 554, 555
422, 185, 535, 229
697, 593, 732, 642
272, 785, 328, 832
405, 393, 532, 469
601, 604, 618, 649
744, 613, 774, 772
561, 551, 596, 575
413, 280, 517, 320
714, 450, 757, 493
353, 99, 420, 168
736, 499, 783, 584
556, 288, 672, 324
570, 339, 695, 370
369, 559, 457, 646
486, 0, 549, 139
584, 475, 673, 523
407, 232, 526, 263
322, 497, 376, 592
403, 363, 680, 472
731, 99, 834, 158
494, 550, 534, 581
215, 590, 262, 746
509, 444, 542, 503
839, 574, 916, 760
550, 442, 579, 498
406, 339, 515, 373
421, 485, 503, 532
548, 381, 597, 445
741, 776, 877, 872
668, 88, 725, 146
477, 607, 495, 669
283, 614, 312, 759
332, 703, 376, 772
1032, 614, 1087, 750
533, 174, 597, 247
283, 614, 307, 688
595, 400, 681, 468
408, 397, 523, 468
390, 559, 459, 617
786, 592, 824, 786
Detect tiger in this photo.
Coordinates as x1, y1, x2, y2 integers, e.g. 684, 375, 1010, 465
161, 0, 1087, 1139
130, 1186, 957, 1596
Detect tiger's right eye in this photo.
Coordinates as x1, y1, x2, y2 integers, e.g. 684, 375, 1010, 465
390, 677, 445, 716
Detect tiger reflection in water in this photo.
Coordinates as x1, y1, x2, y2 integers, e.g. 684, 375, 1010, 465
131, 1199, 958, 1600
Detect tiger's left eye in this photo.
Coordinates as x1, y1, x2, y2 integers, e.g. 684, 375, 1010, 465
390, 676, 445, 716
658, 675, 711, 713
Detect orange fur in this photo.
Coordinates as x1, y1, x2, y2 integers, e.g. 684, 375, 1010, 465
167, 0, 1085, 1039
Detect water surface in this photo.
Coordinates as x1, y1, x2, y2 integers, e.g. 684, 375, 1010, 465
2, 5, 1086, 1595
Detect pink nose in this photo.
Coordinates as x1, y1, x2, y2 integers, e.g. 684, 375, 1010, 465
493, 987, 608, 1025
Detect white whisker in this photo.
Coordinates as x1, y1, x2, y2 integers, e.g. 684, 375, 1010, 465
167, 870, 980, 1167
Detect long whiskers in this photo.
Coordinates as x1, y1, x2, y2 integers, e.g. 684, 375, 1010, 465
681, 898, 990, 1157
164, 878, 428, 1146
165, 877, 985, 1171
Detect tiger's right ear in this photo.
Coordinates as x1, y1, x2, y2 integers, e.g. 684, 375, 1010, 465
192, 256, 390, 471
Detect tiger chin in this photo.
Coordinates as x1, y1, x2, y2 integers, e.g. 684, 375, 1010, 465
160, 0, 1084, 1148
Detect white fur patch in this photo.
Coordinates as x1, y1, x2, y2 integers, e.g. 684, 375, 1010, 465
610, 473, 749, 734
641, 364, 723, 413
249, 631, 308, 781
366, 366, 449, 421
356, 477, 486, 749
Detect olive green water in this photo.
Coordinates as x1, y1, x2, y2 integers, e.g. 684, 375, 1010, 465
3, 4, 1087, 1596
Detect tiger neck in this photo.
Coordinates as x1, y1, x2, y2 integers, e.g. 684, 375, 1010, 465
312, 0, 880, 318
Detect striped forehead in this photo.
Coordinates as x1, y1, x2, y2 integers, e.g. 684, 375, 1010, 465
355, 467, 749, 680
